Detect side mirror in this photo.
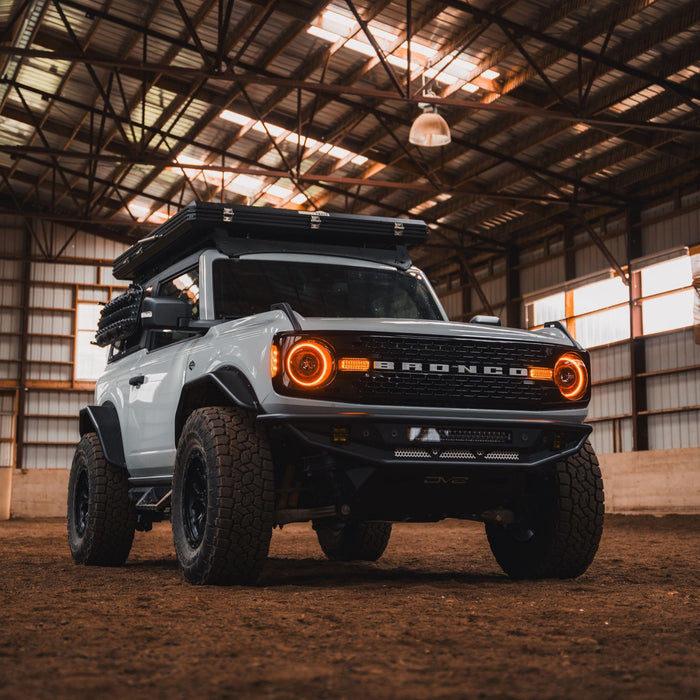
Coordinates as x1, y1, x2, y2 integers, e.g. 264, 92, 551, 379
140, 296, 191, 330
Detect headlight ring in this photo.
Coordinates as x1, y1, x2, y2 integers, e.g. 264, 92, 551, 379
553, 353, 588, 400
284, 340, 335, 388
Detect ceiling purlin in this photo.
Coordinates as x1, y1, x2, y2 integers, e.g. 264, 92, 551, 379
51, 1, 133, 152
235, 78, 316, 208
10, 31, 697, 136
503, 2, 700, 149
1, 146, 612, 207
0, 0, 51, 114
171, 0, 399, 210
79, 0, 282, 222
448, 0, 700, 105
10, 0, 115, 208
355, 0, 695, 222
417, 106, 699, 266
16, 0, 170, 217
409, 0, 687, 201
12, 84, 85, 213
134, 0, 334, 224
437, 0, 653, 150
0, 0, 697, 255
82, 0, 224, 221
311, 0, 637, 215
0, 82, 296, 184
221, 0, 398, 203
2, 36, 692, 230
172, 0, 215, 70
344, 0, 406, 96
414, 141, 698, 271
422, 45, 700, 230
302, 0, 507, 211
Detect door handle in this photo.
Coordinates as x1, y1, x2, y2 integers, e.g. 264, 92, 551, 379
129, 374, 145, 387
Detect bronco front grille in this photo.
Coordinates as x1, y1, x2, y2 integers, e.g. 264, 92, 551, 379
273, 332, 589, 411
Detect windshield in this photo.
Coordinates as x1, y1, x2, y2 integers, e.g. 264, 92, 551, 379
212, 258, 443, 320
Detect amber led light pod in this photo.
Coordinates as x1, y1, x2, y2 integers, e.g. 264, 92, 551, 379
528, 366, 553, 381
270, 344, 280, 377
338, 357, 370, 372
553, 353, 588, 400
285, 340, 334, 388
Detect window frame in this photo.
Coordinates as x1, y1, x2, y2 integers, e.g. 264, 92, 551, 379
524, 250, 693, 348
74, 301, 109, 382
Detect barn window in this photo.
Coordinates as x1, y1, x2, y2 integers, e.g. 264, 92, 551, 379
640, 256, 694, 335
75, 303, 108, 382
525, 250, 694, 348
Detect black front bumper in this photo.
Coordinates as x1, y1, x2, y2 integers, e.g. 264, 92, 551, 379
257, 413, 591, 470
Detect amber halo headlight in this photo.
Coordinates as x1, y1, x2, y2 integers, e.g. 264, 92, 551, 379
285, 340, 334, 388
554, 353, 588, 400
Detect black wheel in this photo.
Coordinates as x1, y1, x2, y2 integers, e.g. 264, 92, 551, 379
486, 440, 604, 579
172, 407, 274, 585
314, 519, 392, 562
67, 433, 136, 565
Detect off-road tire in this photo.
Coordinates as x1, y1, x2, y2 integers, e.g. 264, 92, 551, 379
172, 407, 274, 585
67, 433, 136, 565
315, 519, 392, 562
486, 440, 604, 579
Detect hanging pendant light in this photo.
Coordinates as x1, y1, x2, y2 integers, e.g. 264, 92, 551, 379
409, 63, 451, 147
408, 103, 451, 147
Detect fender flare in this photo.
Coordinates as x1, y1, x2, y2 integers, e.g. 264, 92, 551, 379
175, 366, 261, 444
79, 403, 126, 469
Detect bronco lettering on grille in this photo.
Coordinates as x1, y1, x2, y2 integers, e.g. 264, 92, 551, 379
373, 361, 529, 377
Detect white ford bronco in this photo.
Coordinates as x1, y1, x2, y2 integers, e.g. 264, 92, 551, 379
67, 202, 604, 585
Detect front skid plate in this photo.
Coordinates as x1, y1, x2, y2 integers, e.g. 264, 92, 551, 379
258, 414, 591, 469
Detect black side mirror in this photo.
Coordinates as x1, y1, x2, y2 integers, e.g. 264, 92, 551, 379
140, 296, 191, 330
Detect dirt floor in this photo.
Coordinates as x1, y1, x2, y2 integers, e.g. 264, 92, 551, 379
0, 515, 698, 700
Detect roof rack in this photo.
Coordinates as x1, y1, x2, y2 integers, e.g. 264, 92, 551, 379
113, 202, 429, 281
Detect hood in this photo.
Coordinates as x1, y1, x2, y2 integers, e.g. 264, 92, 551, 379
289, 316, 576, 347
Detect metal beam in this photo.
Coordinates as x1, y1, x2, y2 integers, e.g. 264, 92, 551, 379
3, 47, 699, 136
344, 0, 405, 96
448, 0, 700, 104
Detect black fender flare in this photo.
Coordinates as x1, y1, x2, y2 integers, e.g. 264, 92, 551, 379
175, 366, 261, 444
79, 403, 126, 468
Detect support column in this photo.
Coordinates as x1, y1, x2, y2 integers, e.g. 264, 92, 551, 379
0, 458, 11, 520
15, 226, 31, 473
564, 229, 576, 281
461, 266, 471, 322
506, 246, 520, 328
627, 204, 648, 451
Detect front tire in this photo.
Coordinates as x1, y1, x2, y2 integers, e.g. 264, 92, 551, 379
315, 519, 392, 562
67, 433, 136, 565
172, 407, 274, 585
486, 440, 604, 579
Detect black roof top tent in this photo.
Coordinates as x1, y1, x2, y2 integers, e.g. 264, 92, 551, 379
113, 202, 430, 282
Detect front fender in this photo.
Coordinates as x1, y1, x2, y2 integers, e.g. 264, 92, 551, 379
174, 367, 261, 444
79, 403, 126, 469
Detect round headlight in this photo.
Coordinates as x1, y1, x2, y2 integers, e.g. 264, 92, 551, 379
553, 353, 588, 400
285, 340, 334, 388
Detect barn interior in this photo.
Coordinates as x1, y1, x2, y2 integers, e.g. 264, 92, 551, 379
0, 0, 698, 516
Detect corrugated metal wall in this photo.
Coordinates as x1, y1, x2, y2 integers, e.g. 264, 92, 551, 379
0, 216, 127, 470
